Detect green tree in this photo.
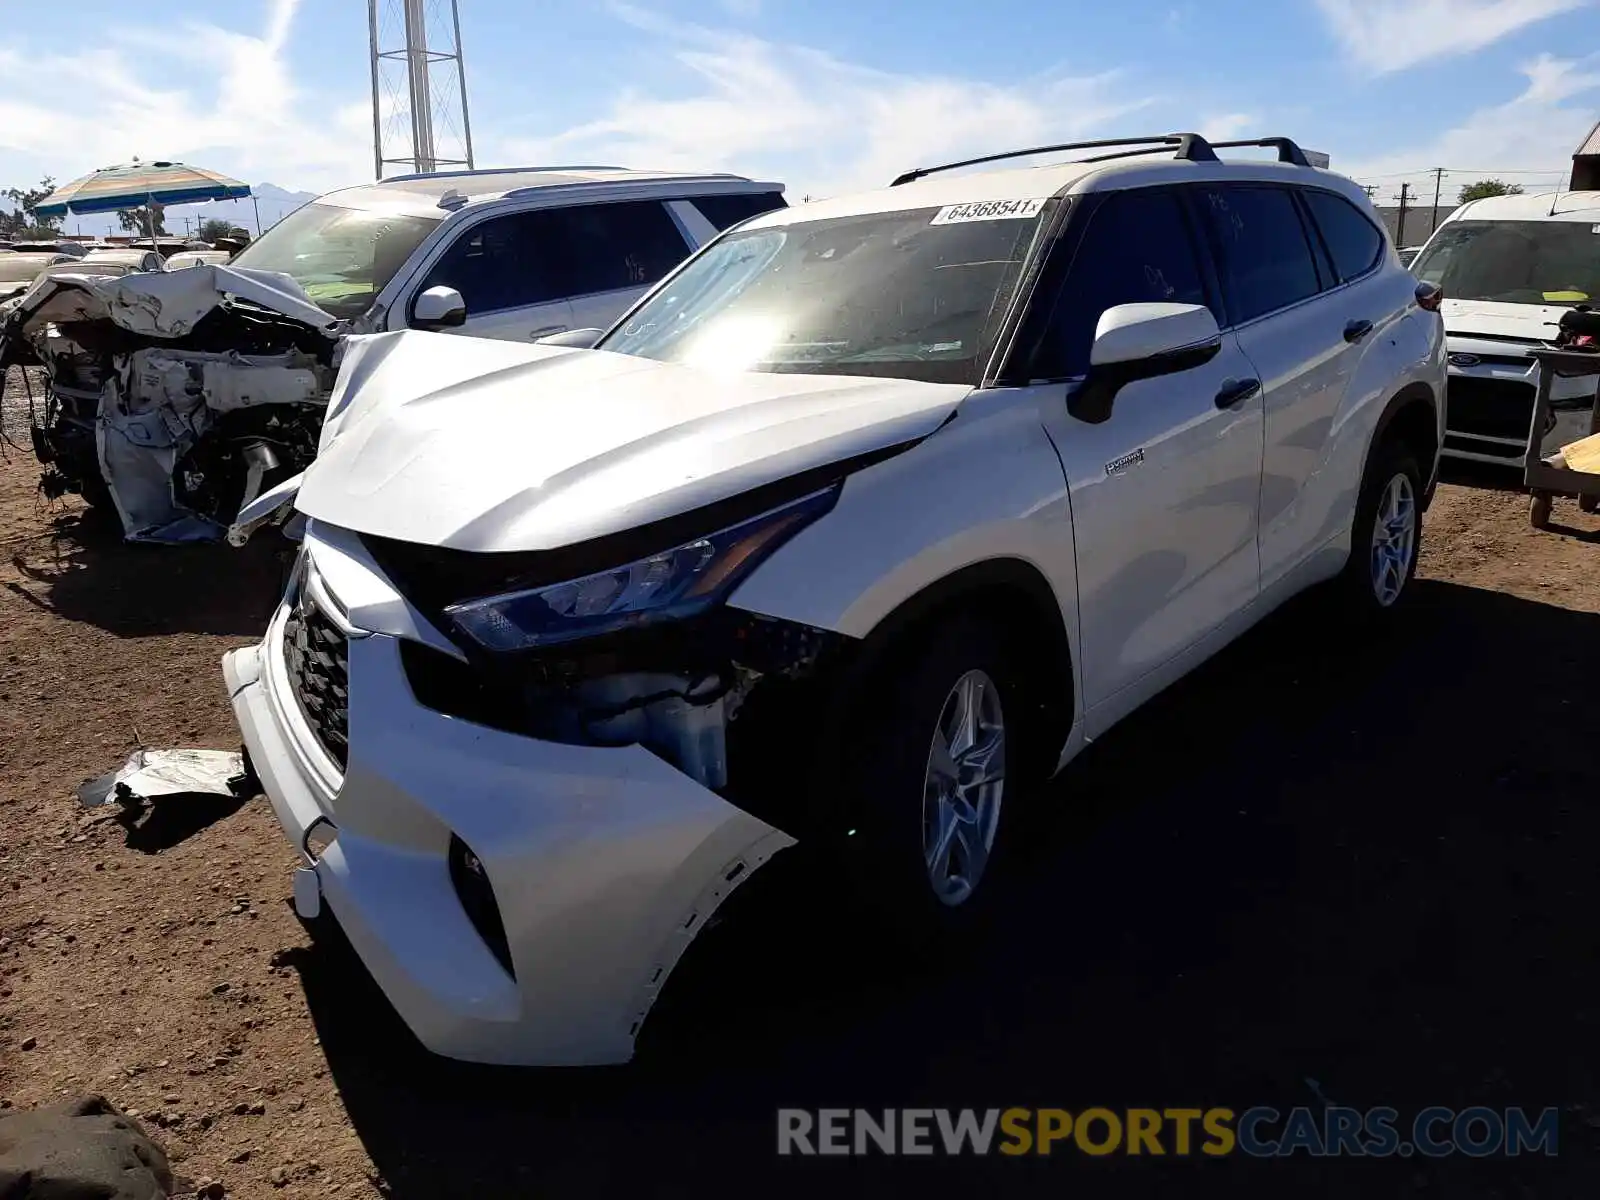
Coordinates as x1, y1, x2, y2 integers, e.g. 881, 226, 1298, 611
1458, 179, 1525, 204
198, 218, 236, 243
0, 177, 63, 237
117, 203, 168, 236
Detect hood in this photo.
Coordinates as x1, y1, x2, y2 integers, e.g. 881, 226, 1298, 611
0, 263, 337, 346
297, 330, 970, 552
1441, 298, 1566, 343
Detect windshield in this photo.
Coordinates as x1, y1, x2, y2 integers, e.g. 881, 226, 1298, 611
596, 203, 1048, 384
1412, 219, 1600, 306
39, 262, 130, 279
230, 201, 441, 319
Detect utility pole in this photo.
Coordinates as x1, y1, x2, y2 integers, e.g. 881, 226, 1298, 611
1361, 183, 1378, 198
1430, 167, 1444, 239
1396, 183, 1414, 247
369, 0, 474, 179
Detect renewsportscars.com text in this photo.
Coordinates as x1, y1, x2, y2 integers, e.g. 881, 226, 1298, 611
777, 1106, 1559, 1158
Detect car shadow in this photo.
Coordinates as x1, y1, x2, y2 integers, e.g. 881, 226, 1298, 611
1438, 460, 1525, 493
3, 510, 293, 637
291, 579, 1600, 1199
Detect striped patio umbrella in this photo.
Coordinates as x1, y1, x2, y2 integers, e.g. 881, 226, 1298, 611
34, 161, 252, 253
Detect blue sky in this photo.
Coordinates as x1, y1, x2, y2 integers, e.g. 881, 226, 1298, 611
2, 0, 1598, 223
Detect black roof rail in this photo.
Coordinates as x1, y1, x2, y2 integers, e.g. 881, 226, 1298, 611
889, 133, 1219, 186
1206, 137, 1313, 167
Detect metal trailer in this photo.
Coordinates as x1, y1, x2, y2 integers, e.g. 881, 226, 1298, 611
1525, 346, 1600, 528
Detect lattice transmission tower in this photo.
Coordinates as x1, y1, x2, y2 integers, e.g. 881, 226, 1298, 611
368, 0, 475, 178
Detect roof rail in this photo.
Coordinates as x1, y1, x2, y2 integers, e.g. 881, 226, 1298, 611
381, 164, 630, 183
889, 134, 1219, 186
1206, 137, 1313, 167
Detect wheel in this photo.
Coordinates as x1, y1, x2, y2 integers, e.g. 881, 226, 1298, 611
1530, 492, 1554, 529
1579, 493, 1598, 515
1339, 441, 1423, 615
837, 615, 1028, 946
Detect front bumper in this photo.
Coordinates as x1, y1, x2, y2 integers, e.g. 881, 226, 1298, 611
223, 551, 793, 1067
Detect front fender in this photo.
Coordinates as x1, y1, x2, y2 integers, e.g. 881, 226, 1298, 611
728, 387, 1080, 654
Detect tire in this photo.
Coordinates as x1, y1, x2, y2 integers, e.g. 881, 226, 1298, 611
1530, 492, 1554, 529
835, 615, 1030, 948
1338, 440, 1423, 616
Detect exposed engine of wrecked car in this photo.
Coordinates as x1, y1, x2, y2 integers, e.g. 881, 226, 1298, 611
0, 266, 342, 543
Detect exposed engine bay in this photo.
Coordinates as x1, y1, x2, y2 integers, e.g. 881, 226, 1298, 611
0, 265, 342, 543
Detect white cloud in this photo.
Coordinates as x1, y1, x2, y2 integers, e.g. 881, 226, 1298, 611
1198, 113, 1261, 142
1315, 0, 1588, 74
498, 10, 1159, 199
0, 0, 370, 197
1342, 53, 1600, 185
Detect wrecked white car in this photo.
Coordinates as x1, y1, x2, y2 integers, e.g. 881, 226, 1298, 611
0, 265, 341, 542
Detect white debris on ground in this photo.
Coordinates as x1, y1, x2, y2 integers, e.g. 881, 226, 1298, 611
77, 748, 250, 809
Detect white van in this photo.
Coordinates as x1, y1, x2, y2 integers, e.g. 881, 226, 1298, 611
1410, 191, 1600, 464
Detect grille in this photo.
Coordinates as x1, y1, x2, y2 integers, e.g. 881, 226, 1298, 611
281, 594, 350, 769
1446, 375, 1538, 442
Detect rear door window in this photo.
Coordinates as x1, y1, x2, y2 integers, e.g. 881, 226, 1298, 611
1302, 189, 1385, 283
1198, 185, 1323, 323
555, 201, 692, 296
1034, 187, 1211, 378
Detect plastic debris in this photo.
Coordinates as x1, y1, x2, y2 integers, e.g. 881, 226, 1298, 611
77, 748, 251, 809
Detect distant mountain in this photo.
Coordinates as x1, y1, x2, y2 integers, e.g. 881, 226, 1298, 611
178, 183, 319, 236
60, 183, 320, 240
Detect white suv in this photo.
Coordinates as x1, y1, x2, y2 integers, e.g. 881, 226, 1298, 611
226, 165, 787, 340
223, 133, 1445, 1067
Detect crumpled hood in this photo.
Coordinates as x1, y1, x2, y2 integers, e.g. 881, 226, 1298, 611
0, 263, 336, 349
297, 330, 970, 552
1442, 298, 1567, 343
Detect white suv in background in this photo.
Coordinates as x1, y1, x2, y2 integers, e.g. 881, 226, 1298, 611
227, 165, 787, 341
224, 133, 1445, 1067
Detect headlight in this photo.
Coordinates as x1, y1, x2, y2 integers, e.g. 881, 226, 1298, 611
444, 486, 838, 651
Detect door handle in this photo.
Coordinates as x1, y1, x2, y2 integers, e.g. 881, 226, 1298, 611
1214, 377, 1261, 409
530, 324, 568, 339
1344, 319, 1375, 343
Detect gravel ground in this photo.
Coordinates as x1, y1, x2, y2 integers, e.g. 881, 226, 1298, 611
1, 401, 1599, 1198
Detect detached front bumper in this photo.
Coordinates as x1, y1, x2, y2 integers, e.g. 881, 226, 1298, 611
223, 554, 792, 1067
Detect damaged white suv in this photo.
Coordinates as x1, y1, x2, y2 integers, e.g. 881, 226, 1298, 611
224, 134, 1445, 1066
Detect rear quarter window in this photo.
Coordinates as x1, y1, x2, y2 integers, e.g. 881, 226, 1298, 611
687, 191, 788, 231
1302, 189, 1385, 283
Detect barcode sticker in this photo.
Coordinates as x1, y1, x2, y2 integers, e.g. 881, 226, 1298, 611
930, 198, 1047, 225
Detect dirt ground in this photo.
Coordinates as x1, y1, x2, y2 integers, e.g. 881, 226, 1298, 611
2, 369, 1600, 1197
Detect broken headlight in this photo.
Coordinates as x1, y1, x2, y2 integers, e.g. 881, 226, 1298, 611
443, 487, 838, 652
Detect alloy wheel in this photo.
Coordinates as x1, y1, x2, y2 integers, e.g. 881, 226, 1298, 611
921, 669, 1006, 907
1369, 472, 1417, 607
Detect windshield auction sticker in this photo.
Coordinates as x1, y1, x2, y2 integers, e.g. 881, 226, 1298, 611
929, 198, 1047, 224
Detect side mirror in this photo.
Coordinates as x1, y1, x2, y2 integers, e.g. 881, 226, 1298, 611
1069, 302, 1222, 424
412, 285, 467, 331
536, 327, 604, 349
